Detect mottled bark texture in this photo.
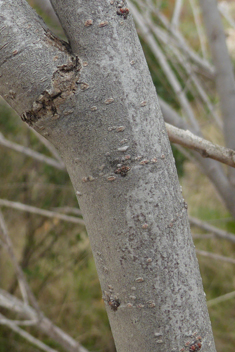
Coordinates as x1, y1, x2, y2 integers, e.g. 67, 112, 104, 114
0, 0, 216, 351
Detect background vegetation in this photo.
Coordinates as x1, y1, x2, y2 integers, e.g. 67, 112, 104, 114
0, 0, 235, 351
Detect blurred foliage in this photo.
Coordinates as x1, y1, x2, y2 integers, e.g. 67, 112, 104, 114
171, 144, 187, 178
140, 37, 179, 108
0, 1, 235, 352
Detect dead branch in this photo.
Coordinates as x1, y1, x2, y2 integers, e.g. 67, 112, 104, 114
0, 211, 41, 311
207, 290, 235, 307
0, 199, 85, 225
166, 123, 235, 168
29, 127, 64, 165
0, 289, 89, 352
0, 313, 59, 352
196, 249, 235, 265
0, 132, 65, 170
189, 216, 235, 243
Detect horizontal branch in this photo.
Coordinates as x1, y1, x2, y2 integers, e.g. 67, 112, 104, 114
207, 290, 235, 307
192, 233, 215, 239
196, 249, 235, 265
0, 132, 65, 170
0, 199, 85, 226
0, 318, 38, 326
189, 216, 235, 243
52, 206, 83, 216
166, 123, 235, 168
1, 117, 234, 171
160, 97, 235, 219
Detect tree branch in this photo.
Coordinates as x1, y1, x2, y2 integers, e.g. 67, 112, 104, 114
141, 13, 221, 127
29, 127, 65, 165
2, 114, 233, 170
0, 313, 59, 352
207, 290, 235, 307
0, 199, 85, 225
218, 2, 235, 30
0, 211, 40, 310
171, 0, 184, 29
0, 289, 89, 352
130, 2, 201, 134
189, 216, 235, 243
160, 98, 235, 218
199, 0, 235, 183
0, 132, 65, 170
166, 123, 235, 168
145, 2, 215, 77
188, 0, 207, 58
0, 0, 77, 118
196, 249, 235, 265
0, 210, 88, 352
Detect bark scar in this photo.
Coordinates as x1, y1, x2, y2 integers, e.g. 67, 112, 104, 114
103, 291, 121, 312
21, 55, 81, 126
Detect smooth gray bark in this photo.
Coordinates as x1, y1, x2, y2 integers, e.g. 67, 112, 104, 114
199, 0, 235, 184
0, 1, 216, 351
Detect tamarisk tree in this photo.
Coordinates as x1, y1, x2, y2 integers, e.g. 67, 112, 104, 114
0, 0, 217, 351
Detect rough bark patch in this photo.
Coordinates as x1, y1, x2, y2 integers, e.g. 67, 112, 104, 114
21, 56, 81, 125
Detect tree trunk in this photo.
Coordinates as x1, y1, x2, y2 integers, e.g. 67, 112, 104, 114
0, 0, 216, 351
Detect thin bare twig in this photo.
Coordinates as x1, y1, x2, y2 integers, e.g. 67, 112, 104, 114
171, 0, 184, 28
0, 132, 65, 170
148, 4, 215, 77
192, 233, 215, 239
218, 2, 235, 29
0, 313, 58, 352
189, 0, 207, 58
0, 199, 85, 225
143, 19, 221, 128
0, 289, 89, 352
196, 249, 235, 265
189, 216, 235, 243
129, 2, 201, 134
0, 182, 73, 191
51, 206, 83, 216
207, 290, 235, 307
29, 127, 64, 165
0, 211, 43, 314
0, 318, 38, 326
